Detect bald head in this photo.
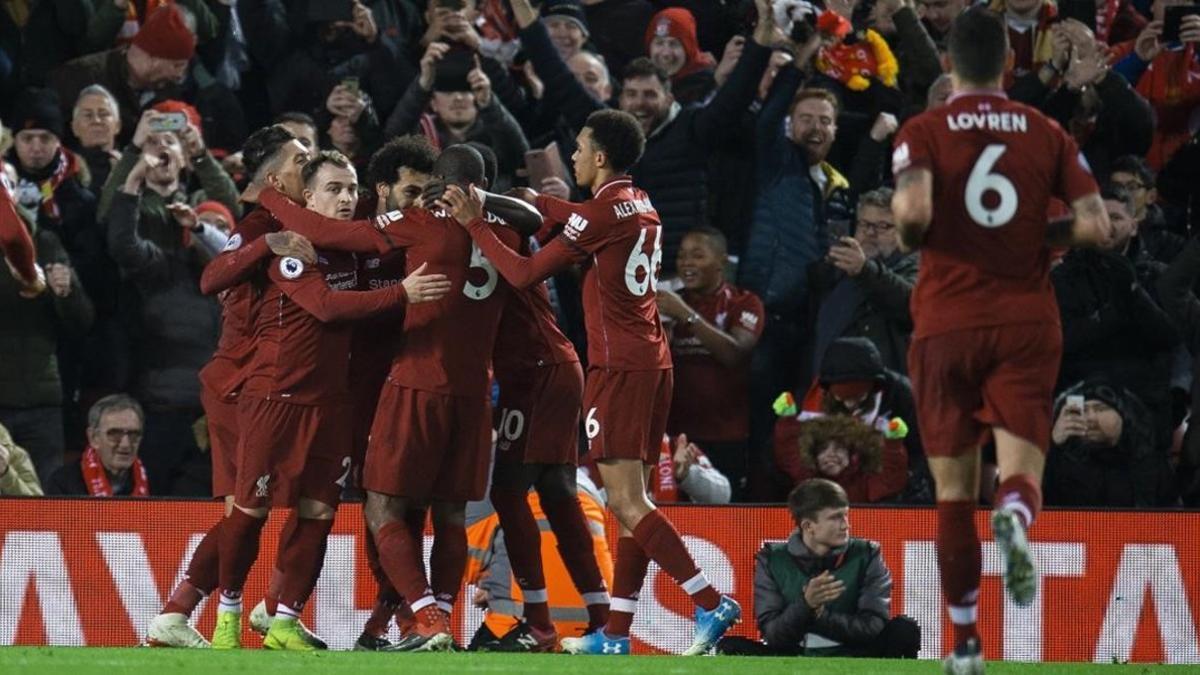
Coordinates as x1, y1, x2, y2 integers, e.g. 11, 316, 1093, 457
433, 144, 487, 189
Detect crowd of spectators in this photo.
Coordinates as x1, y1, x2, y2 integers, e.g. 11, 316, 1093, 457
2, 0, 1199, 509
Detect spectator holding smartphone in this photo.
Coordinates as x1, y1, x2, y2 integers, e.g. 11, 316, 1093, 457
1111, 0, 1200, 169
1043, 380, 1178, 507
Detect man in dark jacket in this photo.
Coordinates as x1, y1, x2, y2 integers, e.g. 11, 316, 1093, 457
517, 0, 778, 274
718, 479, 919, 657
47, 5, 196, 146
1156, 236, 1200, 506
0, 203, 93, 484
1052, 188, 1179, 445
806, 188, 917, 382
1043, 380, 1177, 507
103, 112, 232, 496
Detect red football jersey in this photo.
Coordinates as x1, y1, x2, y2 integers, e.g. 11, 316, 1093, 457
892, 91, 1099, 338
461, 176, 672, 371
493, 238, 579, 381
241, 252, 408, 405
666, 282, 765, 442
351, 249, 408, 384
385, 208, 520, 398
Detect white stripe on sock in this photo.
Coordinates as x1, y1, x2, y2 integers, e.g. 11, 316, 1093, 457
218, 596, 242, 613
948, 603, 978, 625
999, 499, 1033, 530
582, 591, 611, 606
276, 605, 300, 621
523, 588, 549, 603
409, 594, 437, 613
610, 597, 638, 614
681, 571, 710, 595
436, 600, 453, 614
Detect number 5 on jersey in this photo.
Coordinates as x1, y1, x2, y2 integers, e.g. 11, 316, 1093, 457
464, 242, 499, 300
625, 226, 663, 296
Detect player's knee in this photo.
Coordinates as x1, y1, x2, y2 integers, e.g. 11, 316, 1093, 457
430, 501, 466, 530
875, 615, 921, 659
607, 493, 651, 529
223, 495, 235, 517
298, 498, 336, 520
364, 493, 402, 534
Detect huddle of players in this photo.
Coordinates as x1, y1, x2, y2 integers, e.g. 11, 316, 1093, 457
144, 108, 742, 655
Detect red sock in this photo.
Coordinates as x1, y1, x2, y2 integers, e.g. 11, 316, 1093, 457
937, 500, 981, 647
163, 521, 221, 616
403, 508, 427, 570
541, 494, 609, 631
632, 509, 720, 611
429, 518, 467, 613
276, 518, 335, 613
218, 508, 268, 598
265, 510, 300, 615
375, 520, 434, 612
995, 474, 1042, 530
605, 537, 650, 637
365, 526, 402, 605
492, 489, 552, 630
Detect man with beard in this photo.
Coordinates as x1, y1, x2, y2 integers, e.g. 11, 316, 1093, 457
48, 5, 196, 145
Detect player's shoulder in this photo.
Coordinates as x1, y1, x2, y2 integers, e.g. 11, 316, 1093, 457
232, 206, 279, 243
729, 283, 764, 310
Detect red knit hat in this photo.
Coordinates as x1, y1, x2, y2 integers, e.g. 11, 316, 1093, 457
151, 99, 201, 129
644, 7, 714, 80
132, 5, 196, 61
195, 200, 235, 229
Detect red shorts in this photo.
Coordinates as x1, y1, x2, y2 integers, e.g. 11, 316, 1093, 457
363, 383, 492, 501
908, 323, 1061, 458
234, 396, 353, 509
495, 361, 584, 465
583, 367, 673, 464
350, 373, 387, 476
201, 384, 238, 498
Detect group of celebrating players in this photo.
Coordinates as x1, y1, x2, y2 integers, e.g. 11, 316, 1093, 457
74, 5, 1117, 669
137, 104, 739, 655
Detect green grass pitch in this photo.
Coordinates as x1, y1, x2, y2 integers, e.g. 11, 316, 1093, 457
0, 648, 1193, 674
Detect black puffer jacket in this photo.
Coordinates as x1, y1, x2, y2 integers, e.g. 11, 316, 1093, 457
1043, 380, 1177, 508
1156, 237, 1200, 505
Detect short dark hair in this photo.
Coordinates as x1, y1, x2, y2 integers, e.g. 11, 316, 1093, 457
947, 7, 1008, 86
1100, 186, 1134, 215
1109, 155, 1153, 186
432, 144, 486, 187
583, 109, 645, 172
684, 226, 727, 256
302, 149, 353, 186
788, 479, 849, 525
366, 135, 436, 189
465, 141, 499, 187
88, 394, 145, 430
273, 111, 317, 129
621, 56, 670, 90
242, 125, 298, 183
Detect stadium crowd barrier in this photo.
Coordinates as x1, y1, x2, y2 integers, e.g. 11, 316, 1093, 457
0, 499, 1196, 663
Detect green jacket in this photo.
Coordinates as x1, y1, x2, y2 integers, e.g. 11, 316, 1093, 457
753, 531, 893, 655
0, 223, 95, 408
0, 422, 44, 496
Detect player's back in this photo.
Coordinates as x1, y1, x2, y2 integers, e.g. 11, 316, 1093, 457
558, 178, 670, 370
894, 92, 1097, 338
388, 207, 519, 398
494, 238, 578, 379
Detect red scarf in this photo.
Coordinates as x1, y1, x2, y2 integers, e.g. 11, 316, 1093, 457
31, 149, 82, 221
81, 445, 150, 497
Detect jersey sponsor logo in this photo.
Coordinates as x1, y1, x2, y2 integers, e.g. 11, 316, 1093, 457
280, 256, 305, 279
564, 212, 590, 241
223, 233, 242, 252
739, 310, 760, 330
374, 210, 403, 230
946, 111, 1029, 133
892, 142, 911, 174
366, 257, 381, 269
612, 198, 654, 219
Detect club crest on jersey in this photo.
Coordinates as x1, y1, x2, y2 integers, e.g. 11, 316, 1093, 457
892, 142, 911, 174
374, 210, 404, 230
223, 233, 242, 252
255, 473, 270, 497
280, 256, 304, 279
564, 212, 590, 241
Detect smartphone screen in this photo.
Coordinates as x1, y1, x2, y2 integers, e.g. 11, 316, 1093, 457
1163, 5, 1200, 43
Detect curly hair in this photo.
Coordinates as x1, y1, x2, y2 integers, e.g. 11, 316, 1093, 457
796, 415, 884, 474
